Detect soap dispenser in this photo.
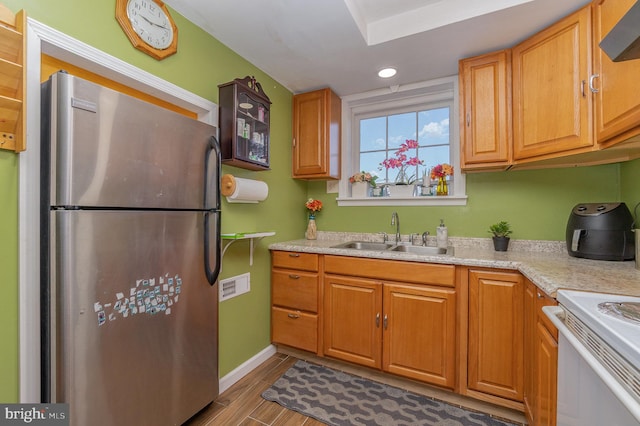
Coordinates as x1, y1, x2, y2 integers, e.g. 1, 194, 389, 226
436, 219, 448, 249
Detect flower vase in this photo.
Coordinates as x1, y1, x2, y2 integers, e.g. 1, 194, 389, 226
305, 214, 317, 240
395, 167, 410, 185
436, 177, 448, 196
389, 184, 415, 198
351, 181, 370, 198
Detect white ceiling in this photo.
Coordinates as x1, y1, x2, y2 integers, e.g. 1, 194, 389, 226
164, 0, 591, 97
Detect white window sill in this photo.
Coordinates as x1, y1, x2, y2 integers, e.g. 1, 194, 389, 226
336, 195, 468, 207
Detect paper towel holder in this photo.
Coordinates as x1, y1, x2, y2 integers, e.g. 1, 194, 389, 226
221, 174, 269, 203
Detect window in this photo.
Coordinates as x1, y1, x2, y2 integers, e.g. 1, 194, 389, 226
336, 76, 467, 206
359, 106, 451, 185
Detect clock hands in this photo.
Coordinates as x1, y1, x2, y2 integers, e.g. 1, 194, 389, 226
140, 14, 169, 30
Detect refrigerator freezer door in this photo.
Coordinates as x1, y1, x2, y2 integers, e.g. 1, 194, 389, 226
45, 72, 220, 210
48, 210, 219, 426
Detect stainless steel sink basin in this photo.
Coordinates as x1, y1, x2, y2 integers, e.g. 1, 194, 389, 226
330, 241, 453, 256
331, 241, 395, 251
390, 245, 454, 256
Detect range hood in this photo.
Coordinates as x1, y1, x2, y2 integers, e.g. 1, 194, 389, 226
599, 1, 640, 62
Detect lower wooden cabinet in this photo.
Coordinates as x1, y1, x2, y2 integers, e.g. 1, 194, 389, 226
323, 275, 382, 368
382, 282, 456, 388
271, 251, 321, 354
271, 251, 559, 415
322, 255, 457, 389
524, 279, 558, 426
467, 269, 524, 404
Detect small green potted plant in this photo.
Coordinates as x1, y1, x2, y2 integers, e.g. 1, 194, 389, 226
488, 221, 513, 251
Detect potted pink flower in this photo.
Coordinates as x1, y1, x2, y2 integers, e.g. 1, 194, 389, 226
349, 171, 378, 197
379, 139, 424, 185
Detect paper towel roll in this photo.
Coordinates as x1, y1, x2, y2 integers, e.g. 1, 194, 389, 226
221, 174, 269, 203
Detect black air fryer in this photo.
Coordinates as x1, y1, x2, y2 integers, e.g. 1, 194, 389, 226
566, 202, 635, 261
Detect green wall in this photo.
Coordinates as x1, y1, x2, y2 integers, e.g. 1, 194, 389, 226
1, 0, 639, 404
309, 163, 632, 241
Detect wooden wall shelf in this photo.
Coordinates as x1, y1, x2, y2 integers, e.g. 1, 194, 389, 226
0, 3, 26, 152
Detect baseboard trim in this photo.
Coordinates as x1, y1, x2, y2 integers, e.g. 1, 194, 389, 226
219, 344, 277, 394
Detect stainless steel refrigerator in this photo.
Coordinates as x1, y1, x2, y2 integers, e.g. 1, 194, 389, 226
40, 72, 221, 426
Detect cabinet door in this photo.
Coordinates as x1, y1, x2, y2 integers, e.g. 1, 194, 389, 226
535, 321, 558, 426
512, 7, 592, 160
459, 50, 511, 171
323, 275, 382, 368
468, 269, 524, 401
292, 88, 341, 180
383, 283, 456, 388
523, 281, 537, 424
593, 0, 640, 145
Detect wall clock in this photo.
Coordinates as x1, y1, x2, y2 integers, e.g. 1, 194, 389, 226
115, 0, 178, 60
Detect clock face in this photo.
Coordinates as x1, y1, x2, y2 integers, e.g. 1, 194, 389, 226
126, 0, 174, 50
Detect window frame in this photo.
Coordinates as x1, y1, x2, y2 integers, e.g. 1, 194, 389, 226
335, 75, 467, 206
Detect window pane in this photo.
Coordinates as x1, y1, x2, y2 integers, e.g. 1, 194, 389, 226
419, 145, 450, 171
388, 112, 416, 149
419, 107, 450, 147
360, 117, 386, 152
360, 151, 386, 180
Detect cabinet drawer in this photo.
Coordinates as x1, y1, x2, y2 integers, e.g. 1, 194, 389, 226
271, 307, 318, 353
272, 269, 318, 312
272, 251, 319, 271
324, 255, 455, 287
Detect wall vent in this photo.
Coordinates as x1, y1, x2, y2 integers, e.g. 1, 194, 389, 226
219, 273, 250, 302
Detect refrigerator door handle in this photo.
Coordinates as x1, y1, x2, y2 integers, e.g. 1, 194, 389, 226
204, 136, 222, 286
205, 136, 222, 210
204, 211, 221, 285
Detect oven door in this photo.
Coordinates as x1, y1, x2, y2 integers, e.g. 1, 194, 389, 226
544, 305, 640, 426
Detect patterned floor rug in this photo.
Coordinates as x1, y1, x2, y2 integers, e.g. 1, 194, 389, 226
262, 360, 519, 426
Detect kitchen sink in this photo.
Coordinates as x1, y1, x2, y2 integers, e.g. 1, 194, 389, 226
331, 241, 395, 251
330, 241, 453, 256
390, 245, 454, 256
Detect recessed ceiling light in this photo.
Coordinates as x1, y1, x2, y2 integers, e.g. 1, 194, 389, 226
378, 67, 397, 78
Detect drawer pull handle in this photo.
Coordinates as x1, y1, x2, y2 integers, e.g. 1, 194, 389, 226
287, 313, 300, 319
289, 274, 300, 279
288, 253, 300, 258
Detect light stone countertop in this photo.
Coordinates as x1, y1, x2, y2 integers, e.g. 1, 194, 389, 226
269, 232, 640, 298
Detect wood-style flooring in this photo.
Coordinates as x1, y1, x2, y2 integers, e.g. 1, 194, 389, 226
184, 348, 527, 425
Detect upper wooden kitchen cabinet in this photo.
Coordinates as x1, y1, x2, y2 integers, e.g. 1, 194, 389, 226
592, 0, 640, 147
512, 6, 593, 162
292, 88, 341, 180
467, 268, 524, 409
459, 50, 512, 171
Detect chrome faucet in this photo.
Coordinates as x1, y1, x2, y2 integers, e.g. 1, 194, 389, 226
391, 212, 400, 243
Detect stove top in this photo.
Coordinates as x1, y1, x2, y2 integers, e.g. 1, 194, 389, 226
557, 289, 640, 369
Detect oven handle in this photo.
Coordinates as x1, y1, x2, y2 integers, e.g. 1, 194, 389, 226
543, 305, 640, 423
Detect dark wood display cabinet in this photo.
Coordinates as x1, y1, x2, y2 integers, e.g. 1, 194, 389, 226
218, 76, 271, 170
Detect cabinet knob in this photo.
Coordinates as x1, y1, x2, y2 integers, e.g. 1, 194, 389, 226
537, 291, 543, 299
